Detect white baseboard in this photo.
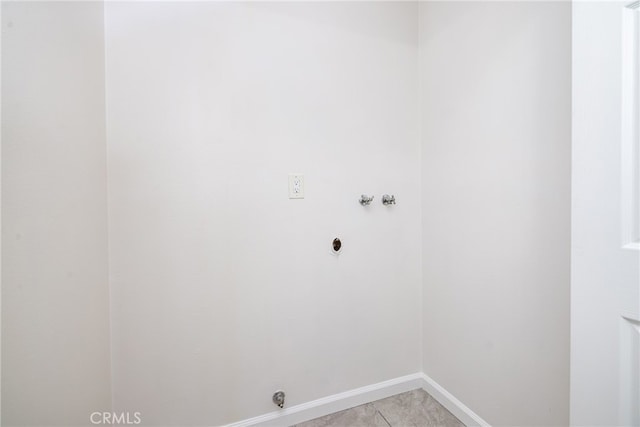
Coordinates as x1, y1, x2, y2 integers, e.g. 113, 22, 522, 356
419, 373, 490, 427
226, 373, 424, 427
226, 372, 490, 427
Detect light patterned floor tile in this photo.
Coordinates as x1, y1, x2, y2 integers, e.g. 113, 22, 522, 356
296, 403, 390, 427
371, 389, 465, 427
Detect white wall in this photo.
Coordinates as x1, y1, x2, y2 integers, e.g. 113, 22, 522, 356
1, 2, 577, 425
1, 2, 111, 426
420, 2, 571, 425
105, 3, 421, 425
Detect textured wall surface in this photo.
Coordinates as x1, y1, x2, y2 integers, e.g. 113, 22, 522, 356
105, 3, 421, 425
420, 2, 571, 425
2, 2, 111, 425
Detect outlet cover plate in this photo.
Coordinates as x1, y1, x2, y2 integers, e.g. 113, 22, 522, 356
288, 174, 304, 199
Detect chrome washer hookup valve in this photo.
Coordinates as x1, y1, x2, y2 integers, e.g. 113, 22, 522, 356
382, 194, 396, 205
359, 194, 374, 205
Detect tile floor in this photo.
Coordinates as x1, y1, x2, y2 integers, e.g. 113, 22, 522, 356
294, 389, 465, 427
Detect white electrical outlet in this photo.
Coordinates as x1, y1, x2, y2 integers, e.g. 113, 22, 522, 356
288, 174, 304, 199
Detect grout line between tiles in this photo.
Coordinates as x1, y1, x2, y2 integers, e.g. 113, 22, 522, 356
376, 409, 392, 427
